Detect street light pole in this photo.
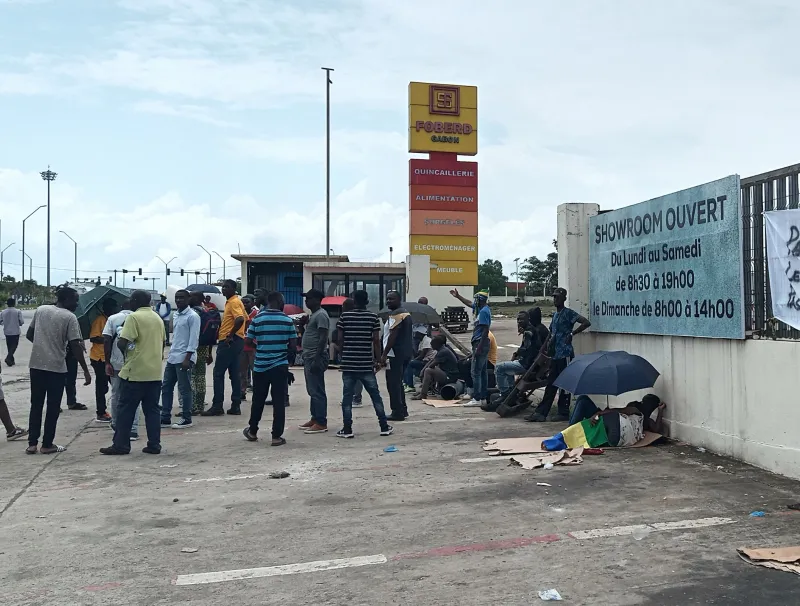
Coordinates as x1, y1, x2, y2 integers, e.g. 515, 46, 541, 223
156, 256, 177, 292
20, 251, 32, 284
197, 244, 212, 284
513, 257, 520, 299
1, 242, 14, 281
322, 67, 334, 260
212, 250, 226, 281
39, 167, 57, 287
22, 205, 46, 283
60, 231, 77, 283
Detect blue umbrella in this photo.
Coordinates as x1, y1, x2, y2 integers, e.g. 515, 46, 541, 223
552, 350, 659, 396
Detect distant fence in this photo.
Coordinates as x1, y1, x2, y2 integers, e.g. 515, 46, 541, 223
741, 163, 800, 339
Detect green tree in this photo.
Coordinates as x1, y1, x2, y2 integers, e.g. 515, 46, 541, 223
477, 259, 508, 295
520, 239, 558, 295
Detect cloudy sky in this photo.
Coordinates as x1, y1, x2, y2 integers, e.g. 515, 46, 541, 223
1, 0, 798, 287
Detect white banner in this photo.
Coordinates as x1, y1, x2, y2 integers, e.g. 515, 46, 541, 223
765, 209, 800, 330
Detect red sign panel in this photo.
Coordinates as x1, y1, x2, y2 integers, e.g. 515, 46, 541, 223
409, 159, 478, 188
409, 184, 478, 212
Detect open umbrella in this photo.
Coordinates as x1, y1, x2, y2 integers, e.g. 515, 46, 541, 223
74, 285, 131, 339
552, 350, 659, 396
378, 302, 441, 325
186, 284, 221, 294
283, 304, 304, 315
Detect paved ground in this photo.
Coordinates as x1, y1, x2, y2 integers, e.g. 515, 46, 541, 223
1, 317, 799, 605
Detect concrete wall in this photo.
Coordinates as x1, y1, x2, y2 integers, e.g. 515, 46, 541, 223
559, 202, 800, 479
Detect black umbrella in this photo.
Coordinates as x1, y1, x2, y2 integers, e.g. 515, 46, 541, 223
186, 284, 221, 294
74, 285, 131, 339
552, 350, 659, 396
378, 302, 441, 325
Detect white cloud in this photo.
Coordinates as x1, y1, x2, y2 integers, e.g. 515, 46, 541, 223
132, 100, 239, 127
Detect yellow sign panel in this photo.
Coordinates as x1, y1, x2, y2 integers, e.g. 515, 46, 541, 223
429, 260, 479, 286
409, 235, 478, 262
408, 81, 478, 156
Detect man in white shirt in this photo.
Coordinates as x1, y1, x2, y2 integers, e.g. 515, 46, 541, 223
0, 298, 24, 366
102, 301, 139, 439
156, 294, 172, 346
160, 290, 200, 429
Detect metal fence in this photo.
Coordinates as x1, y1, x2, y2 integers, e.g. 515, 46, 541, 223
741, 163, 800, 339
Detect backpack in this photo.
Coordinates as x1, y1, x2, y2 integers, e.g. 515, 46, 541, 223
197, 307, 221, 346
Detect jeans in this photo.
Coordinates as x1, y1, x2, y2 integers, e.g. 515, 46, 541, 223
304, 357, 328, 426
419, 367, 449, 397
470, 346, 490, 401
239, 349, 254, 390
28, 369, 66, 448
404, 359, 425, 387
161, 362, 193, 423
385, 356, 409, 417
535, 357, 572, 418
163, 319, 171, 344
110, 371, 139, 435
113, 379, 161, 454
65, 348, 78, 406
211, 336, 244, 410
90, 359, 109, 416
249, 365, 289, 439
495, 360, 526, 394
5, 335, 19, 365
569, 395, 599, 426
342, 371, 387, 428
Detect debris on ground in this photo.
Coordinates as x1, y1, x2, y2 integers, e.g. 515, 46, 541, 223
787, 503, 800, 511
697, 447, 706, 453
160, 464, 178, 468
749, 511, 766, 517
738, 546, 800, 575
511, 448, 583, 470
537, 482, 552, 487
538, 588, 563, 600
180, 547, 199, 553
269, 471, 290, 479
384, 445, 399, 453
173, 498, 179, 502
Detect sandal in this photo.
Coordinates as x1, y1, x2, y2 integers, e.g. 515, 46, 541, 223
270, 437, 286, 447
6, 427, 28, 441
40, 445, 67, 454
25, 445, 38, 454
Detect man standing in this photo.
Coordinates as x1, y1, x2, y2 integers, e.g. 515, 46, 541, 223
1, 298, 23, 366
238, 295, 259, 402
103, 300, 139, 439
526, 287, 591, 422
450, 288, 491, 407
299, 289, 329, 434
202, 279, 245, 417
336, 289, 392, 438
189, 292, 214, 415
380, 290, 413, 421
88, 298, 118, 423
243, 291, 297, 446
156, 294, 172, 346
100, 290, 165, 455
161, 289, 200, 429
25, 287, 91, 454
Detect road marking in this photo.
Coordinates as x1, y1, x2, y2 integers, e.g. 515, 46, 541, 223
459, 455, 514, 463
568, 516, 734, 539
174, 554, 388, 586
505, 343, 519, 348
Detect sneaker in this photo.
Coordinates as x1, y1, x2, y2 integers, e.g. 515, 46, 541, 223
525, 413, 547, 422
298, 419, 315, 429
161, 419, 172, 427
67, 403, 88, 411
403, 385, 415, 393
241, 393, 248, 401
99, 446, 128, 455
352, 399, 363, 408
386, 414, 406, 422
130, 434, 139, 441
142, 446, 160, 454
95, 413, 112, 423
380, 425, 394, 436
304, 423, 328, 434
172, 419, 193, 429
552, 414, 570, 422
336, 427, 354, 439
243, 427, 258, 442
462, 399, 483, 407
200, 407, 224, 417
226, 407, 241, 415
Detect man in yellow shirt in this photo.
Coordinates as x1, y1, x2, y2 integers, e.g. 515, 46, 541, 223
202, 279, 246, 417
100, 290, 165, 455
89, 299, 118, 423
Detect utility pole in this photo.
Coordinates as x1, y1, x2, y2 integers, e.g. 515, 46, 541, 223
156, 256, 177, 292
60, 231, 77, 283
322, 67, 334, 260
197, 244, 212, 284
0, 241, 14, 281
513, 257, 520, 299
39, 167, 57, 287
389, 246, 393, 263
22, 205, 45, 283
212, 250, 226, 281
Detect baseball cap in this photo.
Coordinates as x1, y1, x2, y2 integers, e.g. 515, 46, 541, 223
302, 289, 325, 300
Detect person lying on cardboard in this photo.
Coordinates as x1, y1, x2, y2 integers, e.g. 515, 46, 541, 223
541, 394, 666, 450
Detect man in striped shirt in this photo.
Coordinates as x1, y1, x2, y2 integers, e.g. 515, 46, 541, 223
243, 291, 297, 446
335, 289, 393, 439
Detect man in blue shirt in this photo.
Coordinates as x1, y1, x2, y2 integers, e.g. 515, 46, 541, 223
160, 290, 200, 428
526, 287, 591, 422
156, 294, 172, 346
450, 288, 491, 407
243, 290, 298, 446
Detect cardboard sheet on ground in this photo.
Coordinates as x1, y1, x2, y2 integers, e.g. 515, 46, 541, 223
738, 546, 800, 575
510, 448, 584, 470
422, 399, 463, 408
482, 431, 663, 455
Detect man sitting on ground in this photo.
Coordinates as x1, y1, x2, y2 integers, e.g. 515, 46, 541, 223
412, 336, 460, 400
493, 311, 540, 400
